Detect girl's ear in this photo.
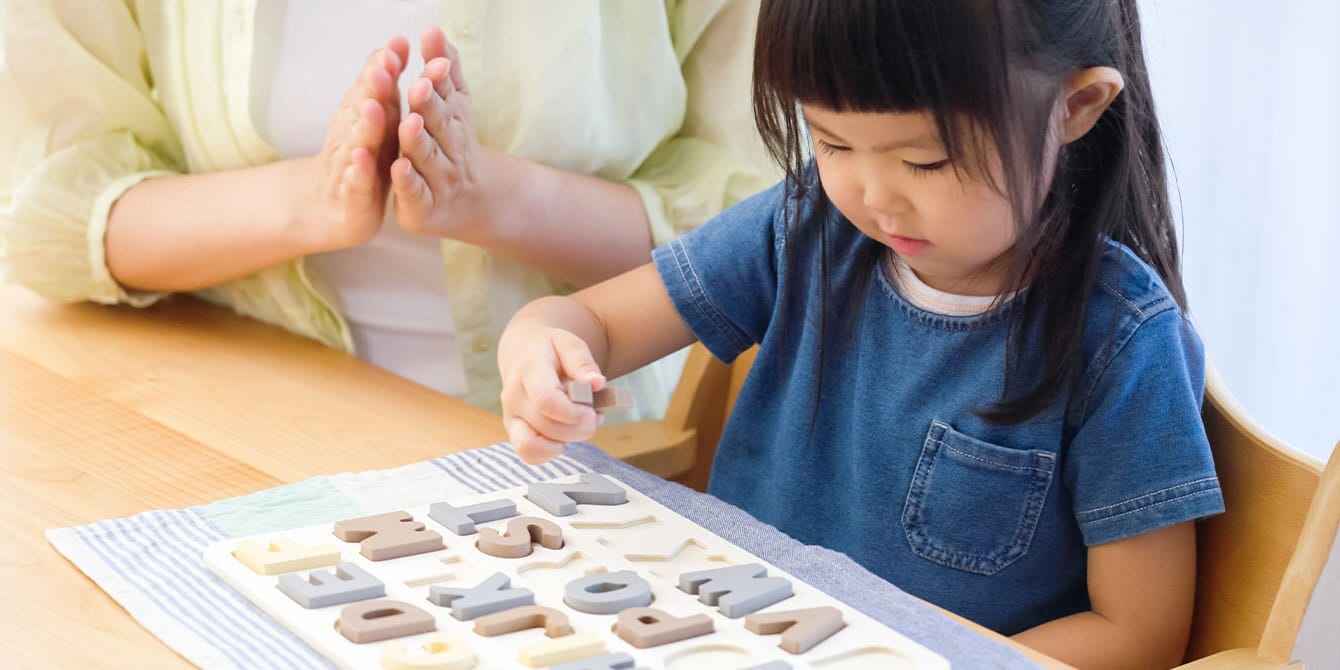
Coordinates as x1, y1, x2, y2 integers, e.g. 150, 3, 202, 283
1058, 66, 1125, 143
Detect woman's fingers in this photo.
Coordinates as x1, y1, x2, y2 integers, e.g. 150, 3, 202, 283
420, 26, 448, 63
390, 155, 432, 209
354, 99, 385, 148
442, 41, 468, 94
385, 36, 410, 78
342, 146, 377, 200
398, 112, 452, 186
408, 75, 450, 143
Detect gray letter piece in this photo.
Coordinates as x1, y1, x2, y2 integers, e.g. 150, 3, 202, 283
563, 570, 652, 614
428, 498, 518, 535
679, 563, 793, 618
276, 562, 385, 609
429, 571, 534, 620
527, 473, 628, 516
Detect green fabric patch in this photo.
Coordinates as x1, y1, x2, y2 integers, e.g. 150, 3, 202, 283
198, 477, 364, 538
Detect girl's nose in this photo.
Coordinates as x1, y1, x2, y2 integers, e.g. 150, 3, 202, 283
861, 172, 905, 216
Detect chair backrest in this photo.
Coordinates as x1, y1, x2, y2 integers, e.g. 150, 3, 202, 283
1256, 437, 1340, 667
590, 344, 731, 488
1185, 368, 1325, 662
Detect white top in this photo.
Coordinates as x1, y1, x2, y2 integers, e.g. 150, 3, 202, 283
884, 251, 1014, 316
252, 0, 468, 397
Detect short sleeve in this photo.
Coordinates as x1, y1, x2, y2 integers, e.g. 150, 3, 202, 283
1065, 308, 1226, 545
0, 0, 183, 306
651, 180, 785, 363
623, 0, 780, 247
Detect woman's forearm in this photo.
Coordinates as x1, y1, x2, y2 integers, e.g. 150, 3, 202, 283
105, 157, 323, 292
105, 148, 656, 293
464, 148, 655, 288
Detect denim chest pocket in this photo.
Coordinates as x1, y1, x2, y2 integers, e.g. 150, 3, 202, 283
901, 421, 1056, 576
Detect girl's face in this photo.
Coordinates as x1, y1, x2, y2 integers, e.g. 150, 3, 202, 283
803, 105, 1019, 297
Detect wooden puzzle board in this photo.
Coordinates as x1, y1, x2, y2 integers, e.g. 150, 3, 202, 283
203, 473, 950, 669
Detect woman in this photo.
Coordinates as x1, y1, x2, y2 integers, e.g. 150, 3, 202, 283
0, 0, 774, 418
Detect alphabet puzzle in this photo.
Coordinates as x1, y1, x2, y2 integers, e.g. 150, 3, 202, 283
203, 473, 948, 669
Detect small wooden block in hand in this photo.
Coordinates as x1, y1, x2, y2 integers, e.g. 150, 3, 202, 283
566, 381, 632, 412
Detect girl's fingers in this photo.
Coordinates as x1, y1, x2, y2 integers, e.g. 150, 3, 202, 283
523, 370, 597, 429
552, 334, 606, 389
507, 418, 565, 465
516, 355, 599, 437
514, 396, 595, 449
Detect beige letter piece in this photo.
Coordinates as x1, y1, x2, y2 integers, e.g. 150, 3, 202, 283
380, 633, 477, 669
334, 511, 444, 561
232, 538, 341, 576
477, 516, 563, 558
517, 632, 606, 667
744, 606, 846, 654
473, 605, 574, 638
613, 607, 714, 648
335, 599, 436, 644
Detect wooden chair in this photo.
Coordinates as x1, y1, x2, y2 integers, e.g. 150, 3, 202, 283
589, 344, 734, 491
1178, 366, 1338, 669
595, 343, 1338, 668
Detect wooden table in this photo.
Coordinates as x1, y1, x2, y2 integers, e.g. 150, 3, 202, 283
0, 285, 1069, 669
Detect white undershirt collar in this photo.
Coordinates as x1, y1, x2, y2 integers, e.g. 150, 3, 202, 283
883, 251, 1017, 317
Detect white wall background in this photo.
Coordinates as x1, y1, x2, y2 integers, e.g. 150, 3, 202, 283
1140, 0, 1340, 462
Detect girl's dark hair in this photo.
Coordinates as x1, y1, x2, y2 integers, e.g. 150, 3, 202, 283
753, 0, 1181, 424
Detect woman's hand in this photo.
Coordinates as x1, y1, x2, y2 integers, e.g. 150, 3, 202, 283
499, 324, 608, 464
387, 27, 655, 287
295, 37, 409, 252
391, 27, 498, 240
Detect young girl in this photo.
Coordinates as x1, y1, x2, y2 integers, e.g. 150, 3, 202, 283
498, 0, 1223, 666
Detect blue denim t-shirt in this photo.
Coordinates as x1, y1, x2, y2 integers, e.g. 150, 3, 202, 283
651, 177, 1225, 635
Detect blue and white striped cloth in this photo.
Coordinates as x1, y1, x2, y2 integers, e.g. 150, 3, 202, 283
47, 442, 1038, 669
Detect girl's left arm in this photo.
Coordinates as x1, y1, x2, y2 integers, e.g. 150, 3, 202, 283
1011, 522, 1197, 669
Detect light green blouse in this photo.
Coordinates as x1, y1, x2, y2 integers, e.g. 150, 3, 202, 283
0, 0, 774, 414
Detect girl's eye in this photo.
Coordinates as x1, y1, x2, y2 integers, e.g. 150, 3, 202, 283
905, 159, 950, 175
816, 139, 850, 156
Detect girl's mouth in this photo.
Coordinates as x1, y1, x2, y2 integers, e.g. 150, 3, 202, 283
888, 234, 930, 255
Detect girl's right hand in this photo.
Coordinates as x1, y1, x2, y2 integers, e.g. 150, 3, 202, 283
500, 326, 608, 464
295, 37, 410, 252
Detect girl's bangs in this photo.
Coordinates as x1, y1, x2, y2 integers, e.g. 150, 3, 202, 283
755, 0, 1009, 119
